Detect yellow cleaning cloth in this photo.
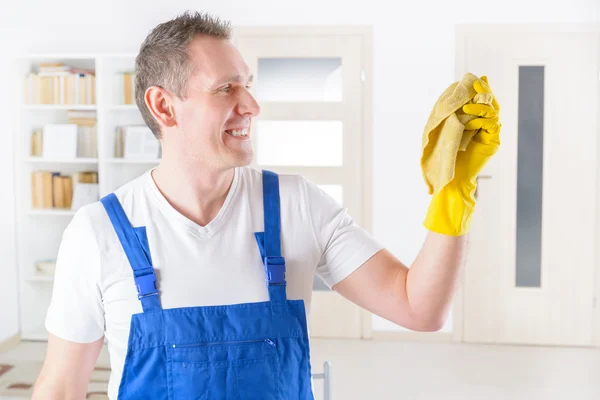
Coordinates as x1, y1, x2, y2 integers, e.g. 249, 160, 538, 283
421, 72, 494, 195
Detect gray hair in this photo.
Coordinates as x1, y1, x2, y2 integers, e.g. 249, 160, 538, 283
134, 11, 232, 138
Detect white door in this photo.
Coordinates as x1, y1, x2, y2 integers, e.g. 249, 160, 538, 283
458, 29, 599, 346
234, 28, 372, 338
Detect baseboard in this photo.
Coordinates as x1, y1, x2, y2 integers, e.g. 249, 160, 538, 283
0, 334, 20, 353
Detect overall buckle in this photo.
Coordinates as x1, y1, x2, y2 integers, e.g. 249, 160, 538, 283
135, 267, 159, 299
264, 256, 286, 285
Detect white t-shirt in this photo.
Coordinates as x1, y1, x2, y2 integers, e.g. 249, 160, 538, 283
45, 166, 382, 398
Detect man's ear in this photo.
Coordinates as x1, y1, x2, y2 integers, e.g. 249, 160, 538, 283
145, 86, 177, 129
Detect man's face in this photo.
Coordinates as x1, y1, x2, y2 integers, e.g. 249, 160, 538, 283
169, 36, 260, 169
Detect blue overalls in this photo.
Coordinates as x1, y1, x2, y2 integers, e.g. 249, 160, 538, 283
100, 170, 315, 399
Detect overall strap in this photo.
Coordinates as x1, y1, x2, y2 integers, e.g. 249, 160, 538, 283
254, 170, 287, 303
101, 193, 161, 312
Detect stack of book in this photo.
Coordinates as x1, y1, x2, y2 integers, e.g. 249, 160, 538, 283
24, 63, 96, 105
31, 171, 98, 209
68, 110, 97, 158
30, 110, 97, 158
114, 125, 161, 159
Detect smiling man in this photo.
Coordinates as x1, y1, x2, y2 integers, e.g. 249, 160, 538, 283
32, 10, 500, 400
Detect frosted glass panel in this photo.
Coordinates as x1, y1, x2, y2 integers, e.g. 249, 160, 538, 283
256, 120, 343, 166
516, 66, 544, 288
257, 58, 342, 102
318, 184, 343, 206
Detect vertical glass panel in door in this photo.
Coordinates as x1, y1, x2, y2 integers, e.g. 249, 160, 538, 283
516, 66, 544, 288
256, 58, 342, 102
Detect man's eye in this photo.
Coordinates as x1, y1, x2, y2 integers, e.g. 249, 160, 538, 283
220, 85, 232, 93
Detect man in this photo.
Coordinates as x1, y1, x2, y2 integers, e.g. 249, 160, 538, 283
32, 11, 500, 400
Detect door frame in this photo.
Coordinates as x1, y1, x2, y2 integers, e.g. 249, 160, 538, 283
232, 25, 375, 338
455, 23, 600, 346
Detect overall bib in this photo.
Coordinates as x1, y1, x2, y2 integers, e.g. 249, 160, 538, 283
100, 170, 315, 399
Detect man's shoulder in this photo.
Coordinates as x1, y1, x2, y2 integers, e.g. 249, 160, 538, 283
72, 170, 151, 231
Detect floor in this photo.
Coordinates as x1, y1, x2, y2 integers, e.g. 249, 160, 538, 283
1, 338, 599, 399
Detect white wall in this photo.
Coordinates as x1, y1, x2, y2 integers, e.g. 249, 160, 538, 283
0, 0, 597, 341
0, 56, 19, 342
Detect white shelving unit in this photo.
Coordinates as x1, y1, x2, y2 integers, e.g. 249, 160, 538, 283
27, 209, 77, 216
26, 157, 99, 164
15, 54, 160, 341
22, 105, 98, 111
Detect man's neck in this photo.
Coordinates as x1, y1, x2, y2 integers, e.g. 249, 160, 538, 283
151, 158, 236, 227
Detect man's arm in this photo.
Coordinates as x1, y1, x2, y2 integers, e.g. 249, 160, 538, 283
333, 76, 500, 331
34, 206, 107, 398
333, 232, 467, 331
32, 334, 104, 400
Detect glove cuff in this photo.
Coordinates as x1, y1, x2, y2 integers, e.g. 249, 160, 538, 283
423, 182, 476, 236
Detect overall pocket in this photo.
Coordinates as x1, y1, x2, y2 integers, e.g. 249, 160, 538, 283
168, 338, 280, 400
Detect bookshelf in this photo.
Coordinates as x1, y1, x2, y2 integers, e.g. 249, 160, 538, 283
15, 54, 160, 341
26, 157, 99, 164
22, 105, 97, 111
27, 209, 77, 216
106, 105, 139, 111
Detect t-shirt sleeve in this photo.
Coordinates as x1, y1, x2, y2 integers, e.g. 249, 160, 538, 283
302, 177, 383, 289
45, 207, 105, 343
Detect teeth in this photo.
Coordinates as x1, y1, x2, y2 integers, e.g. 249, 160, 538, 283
229, 129, 248, 137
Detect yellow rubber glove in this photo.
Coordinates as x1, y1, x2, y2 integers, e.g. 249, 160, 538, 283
423, 76, 501, 236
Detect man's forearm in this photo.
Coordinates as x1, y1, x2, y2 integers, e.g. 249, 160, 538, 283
32, 334, 103, 400
32, 371, 82, 400
405, 231, 468, 330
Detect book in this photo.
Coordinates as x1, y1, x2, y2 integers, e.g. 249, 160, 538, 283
31, 172, 81, 209
31, 171, 57, 208
114, 127, 124, 157
62, 176, 73, 208
31, 172, 44, 208
67, 110, 97, 158
51, 175, 73, 208
30, 128, 43, 156
118, 72, 136, 105
52, 174, 64, 208
73, 171, 98, 184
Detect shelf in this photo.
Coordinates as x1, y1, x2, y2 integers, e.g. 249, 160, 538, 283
106, 158, 161, 164
107, 104, 139, 110
26, 157, 98, 164
28, 209, 77, 216
27, 274, 54, 283
22, 104, 97, 110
